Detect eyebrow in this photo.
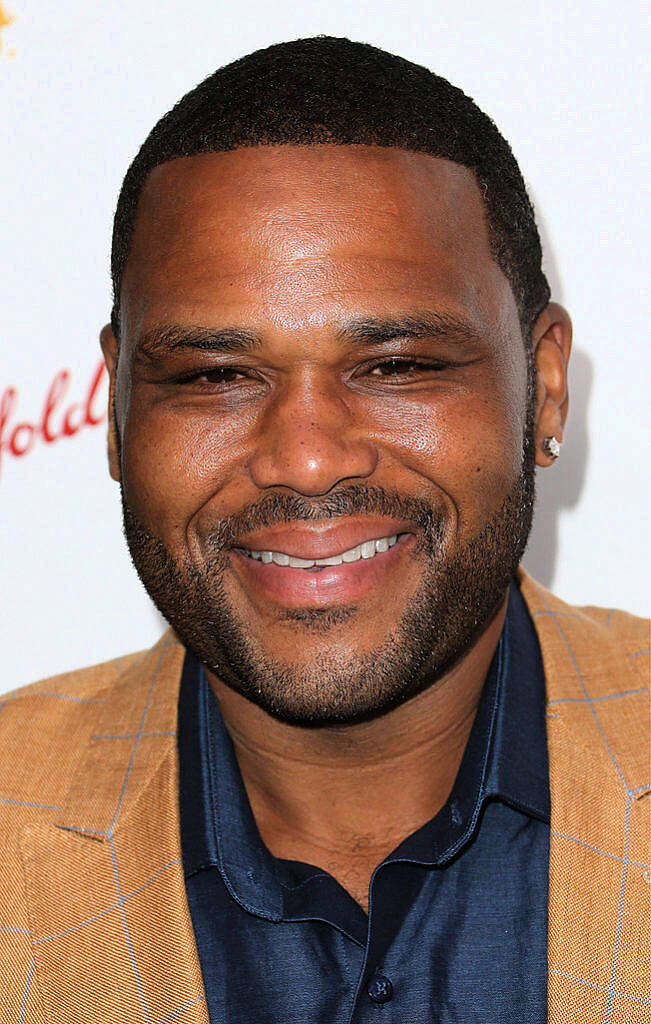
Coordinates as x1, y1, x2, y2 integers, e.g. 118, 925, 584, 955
338, 312, 483, 347
135, 312, 483, 360
136, 324, 261, 360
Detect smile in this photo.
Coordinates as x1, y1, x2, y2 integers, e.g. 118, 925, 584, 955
238, 534, 399, 569
230, 532, 415, 608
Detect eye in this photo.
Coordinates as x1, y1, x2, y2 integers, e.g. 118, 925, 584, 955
177, 365, 250, 386
366, 358, 444, 377
198, 367, 246, 384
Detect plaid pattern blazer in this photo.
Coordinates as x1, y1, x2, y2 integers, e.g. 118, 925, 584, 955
1, 570, 649, 1023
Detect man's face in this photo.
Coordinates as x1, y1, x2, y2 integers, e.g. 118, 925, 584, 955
109, 146, 533, 724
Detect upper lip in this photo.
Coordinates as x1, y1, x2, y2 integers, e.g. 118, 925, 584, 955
233, 517, 414, 560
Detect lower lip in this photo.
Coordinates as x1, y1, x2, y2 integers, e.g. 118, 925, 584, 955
230, 534, 415, 608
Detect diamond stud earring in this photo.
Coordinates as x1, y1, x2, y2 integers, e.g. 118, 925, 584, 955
542, 436, 561, 459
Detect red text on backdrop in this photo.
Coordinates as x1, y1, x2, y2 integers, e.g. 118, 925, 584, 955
0, 361, 107, 478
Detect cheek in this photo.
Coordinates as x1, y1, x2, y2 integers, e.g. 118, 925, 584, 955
367, 382, 526, 527
120, 398, 251, 533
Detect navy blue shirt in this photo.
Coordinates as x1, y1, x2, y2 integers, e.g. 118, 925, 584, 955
178, 581, 550, 1023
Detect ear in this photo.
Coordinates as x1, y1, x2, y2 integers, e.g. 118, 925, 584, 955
99, 324, 121, 482
532, 302, 572, 467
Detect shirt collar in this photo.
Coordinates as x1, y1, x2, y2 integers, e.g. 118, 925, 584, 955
178, 649, 283, 920
178, 579, 549, 919
484, 579, 550, 820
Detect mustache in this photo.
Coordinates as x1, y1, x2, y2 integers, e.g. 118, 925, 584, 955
208, 485, 445, 553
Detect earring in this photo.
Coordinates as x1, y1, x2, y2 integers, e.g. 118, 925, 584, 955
542, 436, 561, 459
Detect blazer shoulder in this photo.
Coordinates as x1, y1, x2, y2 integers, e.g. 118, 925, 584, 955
3, 648, 149, 705
0, 640, 175, 827
573, 602, 649, 647
519, 567, 649, 647
518, 568, 649, 696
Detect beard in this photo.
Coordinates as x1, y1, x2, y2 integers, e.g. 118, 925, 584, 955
120, 398, 536, 726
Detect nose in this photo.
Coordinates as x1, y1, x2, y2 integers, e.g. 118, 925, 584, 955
247, 374, 378, 496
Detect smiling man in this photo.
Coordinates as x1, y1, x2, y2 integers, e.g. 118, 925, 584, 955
2, 37, 649, 1024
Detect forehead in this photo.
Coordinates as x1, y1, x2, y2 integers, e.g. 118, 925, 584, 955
121, 145, 516, 341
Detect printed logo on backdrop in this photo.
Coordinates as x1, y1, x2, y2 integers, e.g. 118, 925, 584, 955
0, 362, 108, 479
0, 2, 15, 57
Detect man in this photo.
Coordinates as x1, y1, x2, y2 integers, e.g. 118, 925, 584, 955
1, 36, 648, 1024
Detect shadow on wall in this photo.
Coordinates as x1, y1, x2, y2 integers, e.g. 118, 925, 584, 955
523, 202, 593, 589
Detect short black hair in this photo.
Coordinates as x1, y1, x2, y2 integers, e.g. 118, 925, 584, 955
111, 36, 550, 342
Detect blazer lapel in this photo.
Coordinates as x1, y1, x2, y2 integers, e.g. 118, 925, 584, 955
520, 570, 650, 1022
20, 632, 209, 1023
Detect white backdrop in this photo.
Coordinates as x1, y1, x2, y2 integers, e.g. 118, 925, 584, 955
1, 0, 649, 693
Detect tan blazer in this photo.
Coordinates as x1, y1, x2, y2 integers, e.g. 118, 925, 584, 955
1, 570, 649, 1023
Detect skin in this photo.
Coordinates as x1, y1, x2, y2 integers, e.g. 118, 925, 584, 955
101, 146, 571, 910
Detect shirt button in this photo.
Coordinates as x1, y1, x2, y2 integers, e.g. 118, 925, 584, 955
367, 973, 393, 1004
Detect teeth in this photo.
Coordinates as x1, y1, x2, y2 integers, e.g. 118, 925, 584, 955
342, 545, 361, 563
315, 554, 344, 566
243, 534, 400, 568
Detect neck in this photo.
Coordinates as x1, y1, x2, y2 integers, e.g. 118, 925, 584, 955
206, 596, 507, 907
